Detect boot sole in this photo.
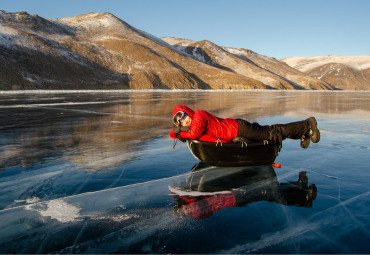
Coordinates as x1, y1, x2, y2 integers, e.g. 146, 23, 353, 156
308, 117, 320, 143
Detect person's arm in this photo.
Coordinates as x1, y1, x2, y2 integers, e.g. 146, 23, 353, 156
179, 111, 207, 140
170, 126, 191, 140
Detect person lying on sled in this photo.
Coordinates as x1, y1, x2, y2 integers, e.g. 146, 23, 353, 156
169, 105, 320, 149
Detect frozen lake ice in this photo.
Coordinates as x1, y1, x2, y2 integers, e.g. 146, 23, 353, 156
0, 90, 369, 253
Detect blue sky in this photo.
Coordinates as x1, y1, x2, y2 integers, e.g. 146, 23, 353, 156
2, 0, 369, 59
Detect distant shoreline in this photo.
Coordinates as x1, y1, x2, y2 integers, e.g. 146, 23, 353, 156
1, 89, 369, 94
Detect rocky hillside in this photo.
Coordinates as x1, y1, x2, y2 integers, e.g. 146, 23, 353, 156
281, 56, 370, 90
0, 11, 262, 90
0, 12, 130, 89
162, 37, 332, 90
0, 11, 360, 90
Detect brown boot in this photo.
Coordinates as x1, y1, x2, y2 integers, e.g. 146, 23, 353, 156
307, 117, 320, 143
300, 134, 310, 149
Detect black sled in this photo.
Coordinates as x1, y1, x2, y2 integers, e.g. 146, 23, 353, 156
186, 139, 278, 167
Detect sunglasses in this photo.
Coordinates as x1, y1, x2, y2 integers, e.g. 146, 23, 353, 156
173, 111, 188, 126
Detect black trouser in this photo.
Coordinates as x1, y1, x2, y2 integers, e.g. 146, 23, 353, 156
236, 119, 309, 141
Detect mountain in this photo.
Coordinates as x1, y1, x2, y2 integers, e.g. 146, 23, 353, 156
162, 37, 332, 90
281, 56, 370, 90
0, 11, 355, 90
0, 11, 264, 90
0, 12, 129, 89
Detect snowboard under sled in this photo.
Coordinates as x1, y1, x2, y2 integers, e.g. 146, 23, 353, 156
186, 139, 278, 167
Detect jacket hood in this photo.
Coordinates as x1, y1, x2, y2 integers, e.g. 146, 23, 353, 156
173, 105, 195, 118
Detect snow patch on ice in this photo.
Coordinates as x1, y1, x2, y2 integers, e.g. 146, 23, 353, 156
30, 199, 81, 223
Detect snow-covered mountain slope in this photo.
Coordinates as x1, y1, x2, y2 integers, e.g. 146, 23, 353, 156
282, 56, 370, 90
0, 11, 130, 89
0, 11, 265, 90
162, 37, 332, 90
281, 56, 370, 72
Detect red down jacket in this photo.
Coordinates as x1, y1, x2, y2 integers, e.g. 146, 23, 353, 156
169, 105, 239, 143
180, 194, 237, 219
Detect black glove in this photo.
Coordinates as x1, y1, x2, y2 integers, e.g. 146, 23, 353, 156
172, 125, 191, 134
172, 126, 189, 149
178, 136, 186, 143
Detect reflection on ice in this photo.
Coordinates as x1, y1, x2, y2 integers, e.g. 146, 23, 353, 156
0, 171, 180, 253
0, 163, 319, 254
224, 190, 370, 254
0, 91, 369, 253
170, 163, 317, 219
1, 91, 369, 173
4, 160, 368, 254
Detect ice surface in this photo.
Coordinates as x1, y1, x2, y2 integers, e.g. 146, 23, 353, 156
0, 90, 369, 253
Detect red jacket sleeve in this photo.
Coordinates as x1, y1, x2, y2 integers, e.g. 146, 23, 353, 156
182, 194, 237, 219
169, 129, 178, 139
178, 110, 207, 140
